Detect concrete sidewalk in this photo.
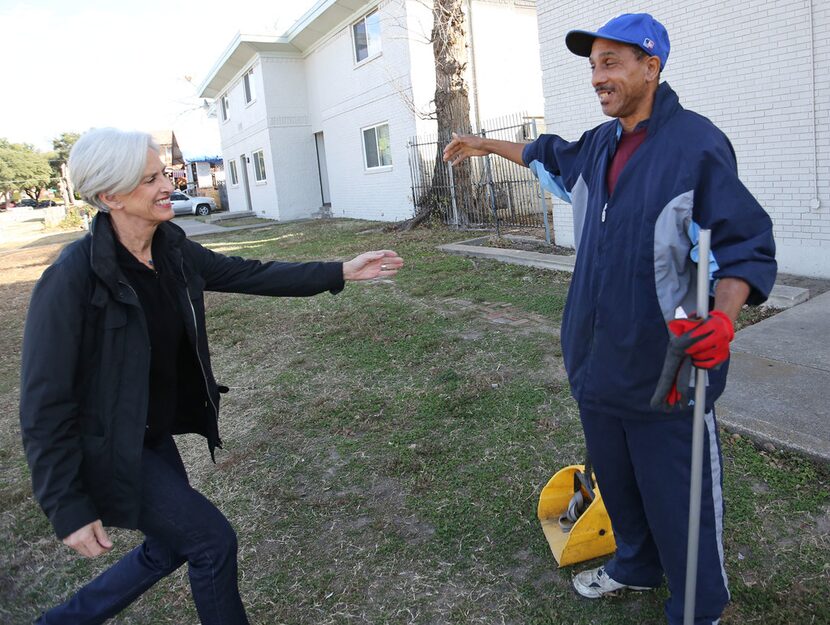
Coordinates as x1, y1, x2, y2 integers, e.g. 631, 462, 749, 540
174, 217, 228, 237
718, 291, 830, 463
0, 210, 267, 252
172, 215, 271, 237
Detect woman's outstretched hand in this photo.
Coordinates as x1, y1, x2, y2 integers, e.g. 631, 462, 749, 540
343, 250, 403, 281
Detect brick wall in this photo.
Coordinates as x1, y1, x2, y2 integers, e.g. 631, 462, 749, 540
535, 0, 830, 278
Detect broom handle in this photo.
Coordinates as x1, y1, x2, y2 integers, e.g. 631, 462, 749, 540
683, 229, 711, 625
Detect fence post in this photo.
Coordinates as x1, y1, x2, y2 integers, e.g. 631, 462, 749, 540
447, 155, 460, 227
406, 140, 418, 217
481, 127, 500, 237
531, 118, 552, 245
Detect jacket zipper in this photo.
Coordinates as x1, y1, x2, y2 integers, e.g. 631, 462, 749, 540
180, 258, 219, 421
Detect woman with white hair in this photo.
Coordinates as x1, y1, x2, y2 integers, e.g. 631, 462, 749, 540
20, 127, 403, 624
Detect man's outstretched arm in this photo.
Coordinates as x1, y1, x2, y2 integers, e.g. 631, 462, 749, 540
442, 132, 527, 167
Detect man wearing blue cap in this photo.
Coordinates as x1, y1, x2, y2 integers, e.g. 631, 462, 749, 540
444, 12, 776, 625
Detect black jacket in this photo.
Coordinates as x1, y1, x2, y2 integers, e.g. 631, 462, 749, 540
20, 213, 344, 538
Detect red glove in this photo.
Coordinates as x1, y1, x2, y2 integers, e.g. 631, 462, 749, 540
651, 322, 695, 410
669, 310, 735, 369
651, 311, 735, 411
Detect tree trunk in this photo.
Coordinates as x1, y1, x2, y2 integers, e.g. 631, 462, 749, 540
61, 162, 75, 206
402, 0, 474, 230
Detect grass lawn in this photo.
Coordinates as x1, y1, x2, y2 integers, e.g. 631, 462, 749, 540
0, 219, 827, 624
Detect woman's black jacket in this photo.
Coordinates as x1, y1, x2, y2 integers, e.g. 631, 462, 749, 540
20, 213, 344, 538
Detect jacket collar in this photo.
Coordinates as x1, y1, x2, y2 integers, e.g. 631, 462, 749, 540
89, 212, 187, 294
644, 81, 681, 135
611, 81, 681, 140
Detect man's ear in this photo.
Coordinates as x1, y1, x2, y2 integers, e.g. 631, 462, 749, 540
98, 193, 122, 212
645, 56, 661, 82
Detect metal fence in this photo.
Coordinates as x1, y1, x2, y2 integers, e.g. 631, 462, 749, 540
407, 112, 552, 238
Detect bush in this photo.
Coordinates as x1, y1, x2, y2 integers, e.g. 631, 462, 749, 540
54, 205, 95, 230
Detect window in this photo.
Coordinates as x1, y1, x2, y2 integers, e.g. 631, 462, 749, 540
252, 149, 266, 182
362, 123, 392, 169
220, 93, 230, 121
352, 10, 381, 63
243, 67, 256, 104
228, 159, 239, 186
171, 192, 187, 201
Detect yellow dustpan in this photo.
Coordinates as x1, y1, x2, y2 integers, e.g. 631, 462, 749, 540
537, 464, 616, 567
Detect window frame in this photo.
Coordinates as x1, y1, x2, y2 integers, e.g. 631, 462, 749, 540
243, 67, 256, 105
252, 149, 267, 183
228, 159, 239, 186
361, 122, 392, 171
352, 9, 382, 65
220, 93, 230, 122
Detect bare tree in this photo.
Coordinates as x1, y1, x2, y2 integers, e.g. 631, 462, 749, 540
432, 0, 472, 140
52, 132, 79, 207
401, 0, 474, 229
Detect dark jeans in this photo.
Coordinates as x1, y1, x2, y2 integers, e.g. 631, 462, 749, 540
37, 436, 249, 625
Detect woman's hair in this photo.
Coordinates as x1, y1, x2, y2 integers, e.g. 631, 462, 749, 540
68, 128, 160, 213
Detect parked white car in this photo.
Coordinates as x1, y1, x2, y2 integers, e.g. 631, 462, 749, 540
170, 191, 216, 216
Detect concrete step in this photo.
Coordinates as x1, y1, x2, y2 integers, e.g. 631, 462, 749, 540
206, 211, 254, 223
764, 284, 809, 309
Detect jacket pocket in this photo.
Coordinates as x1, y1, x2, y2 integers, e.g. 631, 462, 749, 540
101, 304, 127, 362
104, 304, 126, 328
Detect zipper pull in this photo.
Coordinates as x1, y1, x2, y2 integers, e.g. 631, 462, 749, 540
601, 203, 607, 223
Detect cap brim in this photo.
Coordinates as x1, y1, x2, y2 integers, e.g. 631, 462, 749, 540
566, 29, 646, 58
565, 30, 600, 57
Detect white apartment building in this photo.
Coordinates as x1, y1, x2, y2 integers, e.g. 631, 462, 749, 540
199, 0, 543, 223
534, 0, 829, 278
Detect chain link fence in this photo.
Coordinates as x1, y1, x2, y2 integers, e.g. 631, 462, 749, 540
407, 112, 553, 239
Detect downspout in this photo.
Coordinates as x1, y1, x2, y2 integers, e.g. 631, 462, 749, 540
808, 0, 821, 210
465, 0, 481, 132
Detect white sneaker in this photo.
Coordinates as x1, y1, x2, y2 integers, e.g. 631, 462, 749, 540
573, 566, 653, 598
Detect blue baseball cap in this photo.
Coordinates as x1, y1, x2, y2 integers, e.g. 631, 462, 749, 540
566, 13, 670, 69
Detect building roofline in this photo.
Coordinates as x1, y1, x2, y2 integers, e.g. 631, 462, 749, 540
198, 33, 300, 98
198, 0, 378, 99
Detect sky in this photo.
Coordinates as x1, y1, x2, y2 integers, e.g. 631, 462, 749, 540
0, 0, 318, 159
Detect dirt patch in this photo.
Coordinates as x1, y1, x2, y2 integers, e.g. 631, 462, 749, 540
486, 235, 574, 256
443, 298, 560, 336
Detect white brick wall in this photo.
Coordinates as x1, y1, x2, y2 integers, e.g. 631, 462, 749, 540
535, 0, 830, 278
467, 0, 544, 123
